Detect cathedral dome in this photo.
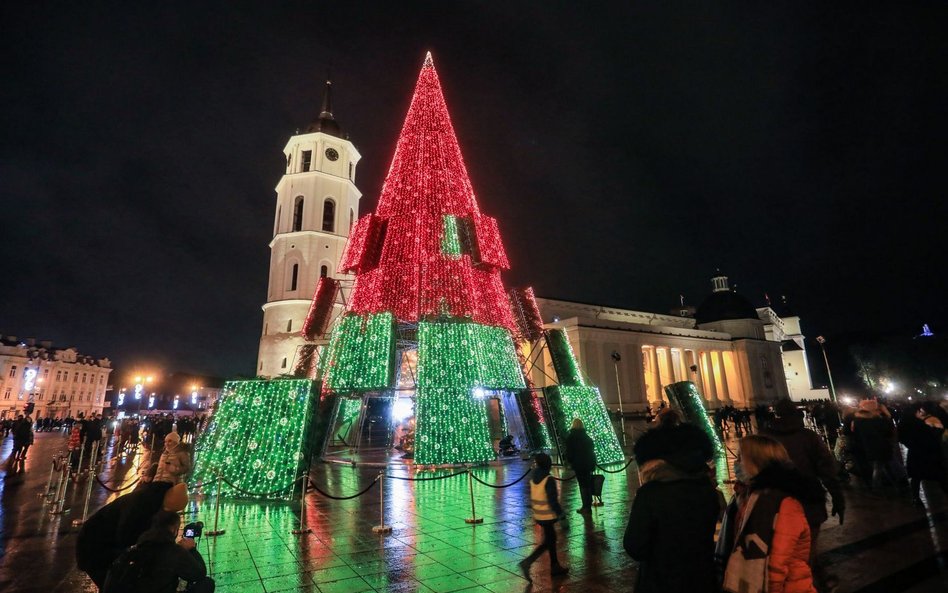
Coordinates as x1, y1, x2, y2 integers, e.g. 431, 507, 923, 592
695, 271, 759, 324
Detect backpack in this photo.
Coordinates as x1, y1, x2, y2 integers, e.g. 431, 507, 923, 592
102, 541, 165, 593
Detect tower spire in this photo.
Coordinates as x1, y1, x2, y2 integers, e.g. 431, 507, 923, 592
319, 75, 333, 119
305, 73, 342, 137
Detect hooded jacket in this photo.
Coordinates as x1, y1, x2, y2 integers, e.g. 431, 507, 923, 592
762, 413, 838, 527
117, 526, 208, 593
153, 443, 192, 484
624, 460, 721, 593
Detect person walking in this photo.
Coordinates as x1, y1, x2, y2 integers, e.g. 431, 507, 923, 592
623, 422, 721, 593
851, 399, 898, 490
719, 435, 824, 593
564, 418, 597, 514
762, 400, 844, 552
11, 415, 34, 461
898, 402, 948, 505
518, 453, 569, 581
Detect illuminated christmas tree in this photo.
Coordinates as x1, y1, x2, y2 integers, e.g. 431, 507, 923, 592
310, 53, 622, 465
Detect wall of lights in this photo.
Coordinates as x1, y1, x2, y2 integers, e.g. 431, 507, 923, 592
543, 385, 624, 464
191, 379, 315, 500
320, 312, 395, 391
416, 321, 525, 390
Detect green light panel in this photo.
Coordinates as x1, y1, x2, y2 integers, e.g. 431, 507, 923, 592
545, 328, 585, 386
544, 385, 624, 465
415, 386, 495, 465
417, 320, 526, 390
321, 312, 395, 391
441, 215, 462, 258
191, 379, 315, 500
664, 381, 729, 484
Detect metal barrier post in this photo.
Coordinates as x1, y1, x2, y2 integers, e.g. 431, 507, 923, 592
372, 472, 392, 534
74, 438, 87, 480
206, 469, 226, 537
72, 441, 98, 526
40, 455, 58, 498
292, 468, 313, 535
464, 470, 483, 524
50, 457, 71, 515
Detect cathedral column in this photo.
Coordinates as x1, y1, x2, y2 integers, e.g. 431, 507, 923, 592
678, 349, 689, 384
716, 351, 732, 405
690, 350, 705, 394
703, 351, 720, 407
649, 346, 662, 406
636, 346, 650, 408
664, 348, 677, 383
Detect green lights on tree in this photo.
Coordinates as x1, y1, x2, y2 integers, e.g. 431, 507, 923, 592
417, 320, 526, 390
544, 385, 624, 464
191, 380, 315, 500
321, 312, 395, 391
546, 329, 586, 386
415, 386, 496, 465
441, 215, 462, 258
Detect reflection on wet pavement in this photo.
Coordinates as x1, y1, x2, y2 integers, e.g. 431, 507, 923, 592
2, 430, 948, 592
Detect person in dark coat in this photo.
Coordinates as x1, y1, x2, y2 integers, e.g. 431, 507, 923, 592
564, 418, 597, 514
850, 399, 897, 489
898, 402, 948, 505
624, 422, 722, 593
762, 400, 844, 550
76, 483, 187, 590
105, 510, 214, 593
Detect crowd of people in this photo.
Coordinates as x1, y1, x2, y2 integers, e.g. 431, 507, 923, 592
523, 396, 948, 593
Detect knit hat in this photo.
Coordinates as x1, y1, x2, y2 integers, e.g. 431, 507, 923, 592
162, 483, 189, 511
165, 431, 181, 445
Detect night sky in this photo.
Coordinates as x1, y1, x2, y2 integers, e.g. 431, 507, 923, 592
3, 3, 946, 379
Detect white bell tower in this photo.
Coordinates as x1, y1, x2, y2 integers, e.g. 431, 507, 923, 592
257, 79, 361, 377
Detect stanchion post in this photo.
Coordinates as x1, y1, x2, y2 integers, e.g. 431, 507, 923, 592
74, 437, 87, 480
40, 455, 58, 498
206, 469, 226, 537
372, 472, 392, 534
72, 441, 98, 526
292, 468, 313, 536
50, 456, 71, 515
464, 470, 483, 525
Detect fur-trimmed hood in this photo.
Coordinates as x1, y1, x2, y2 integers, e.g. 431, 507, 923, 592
750, 462, 825, 504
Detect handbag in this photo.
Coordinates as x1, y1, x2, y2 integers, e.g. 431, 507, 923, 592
591, 473, 605, 505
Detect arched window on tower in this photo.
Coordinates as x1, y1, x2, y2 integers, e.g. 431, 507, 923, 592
292, 197, 304, 232
349, 209, 354, 232
288, 263, 299, 291
320, 265, 328, 278
322, 198, 336, 232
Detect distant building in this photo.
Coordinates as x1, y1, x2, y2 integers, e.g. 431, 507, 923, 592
110, 372, 225, 416
257, 79, 362, 377
530, 271, 824, 410
0, 335, 112, 419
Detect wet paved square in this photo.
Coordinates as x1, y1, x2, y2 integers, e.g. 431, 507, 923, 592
2, 431, 948, 592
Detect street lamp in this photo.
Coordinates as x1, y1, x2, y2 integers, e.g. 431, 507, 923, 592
611, 350, 626, 446
815, 336, 837, 403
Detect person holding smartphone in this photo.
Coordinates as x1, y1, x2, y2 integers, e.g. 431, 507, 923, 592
103, 511, 215, 593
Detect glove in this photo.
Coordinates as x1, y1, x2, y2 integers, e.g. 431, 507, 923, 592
831, 499, 845, 525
